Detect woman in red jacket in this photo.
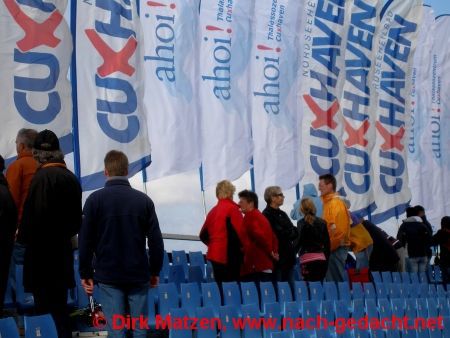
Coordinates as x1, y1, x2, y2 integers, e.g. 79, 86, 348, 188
199, 180, 246, 287
238, 190, 279, 283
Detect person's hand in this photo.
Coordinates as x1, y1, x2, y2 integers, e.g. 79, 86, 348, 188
81, 278, 94, 295
271, 251, 279, 261
150, 276, 159, 288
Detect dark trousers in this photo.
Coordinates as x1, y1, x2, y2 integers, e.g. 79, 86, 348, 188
274, 266, 295, 296
211, 261, 240, 301
0, 238, 14, 315
301, 260, 328, 282
33, 286, 71, 338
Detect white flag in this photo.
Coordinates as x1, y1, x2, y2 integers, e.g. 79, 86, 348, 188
300, 0, 351, 190
250, 0, 303, 194
0, 0, 73, 164
419, 14, 450, 227
370, 0, 423, 224
198, 0, 254, 189
140, 0, 201, 180
407, 5, 435, 208
76, 0, 151, 190
340, 0, 382, 218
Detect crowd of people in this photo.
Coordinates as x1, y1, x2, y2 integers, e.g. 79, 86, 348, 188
0, 128, 449, 338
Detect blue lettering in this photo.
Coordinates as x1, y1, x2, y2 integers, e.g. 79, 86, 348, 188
344, 147, 371, 194
379, 150, 404, 194
17, 0, 55, 12
95, 0, 135, 39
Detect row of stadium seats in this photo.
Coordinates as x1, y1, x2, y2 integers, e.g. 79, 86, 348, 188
152, 281, 450, 338
0, 314, 58, 338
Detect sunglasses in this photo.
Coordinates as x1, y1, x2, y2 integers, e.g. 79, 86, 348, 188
274, 193, 284, 197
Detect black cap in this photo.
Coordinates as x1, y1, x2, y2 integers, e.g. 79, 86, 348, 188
0, 155, 4, 172
33, 130, 60, 151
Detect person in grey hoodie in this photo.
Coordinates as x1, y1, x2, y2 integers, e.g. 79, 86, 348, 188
290, 183, 323, 220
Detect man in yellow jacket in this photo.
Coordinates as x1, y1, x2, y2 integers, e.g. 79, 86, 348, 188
318, 174, 351, 282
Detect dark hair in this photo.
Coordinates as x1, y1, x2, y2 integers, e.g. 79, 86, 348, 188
0, 155, 4, 172
406, 206, 419, 218
414, 205, 425, 213
319, 174, 336, 191
238, 189, 258, 209
442, 216, 450, 230
104, 150, 129, 177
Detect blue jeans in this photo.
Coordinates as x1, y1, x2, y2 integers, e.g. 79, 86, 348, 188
406, 257, 428, 273
355, 245, 373, 270
98, 283, 149, 338
326, 246, 349, 282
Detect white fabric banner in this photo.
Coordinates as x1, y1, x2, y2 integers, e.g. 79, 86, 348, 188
250, 0, 303, 194
198, 0, 254, 189
76, 0, 151, 191
419, 14, 450, 227
140, 0, 201, 180
0, 0, 73, 163
299, 0, 351, 191
370, 0, 423, 224
407, 5, 435, 209
340, 0, 382, 218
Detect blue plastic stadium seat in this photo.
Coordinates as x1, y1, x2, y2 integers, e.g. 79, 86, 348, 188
168, 308, 191, 338
172, 250, 188, 269
263, 302, 281, 338
416, 298, 428, 318
437, 297, 449, 317
187, 265, 204, 285
381, 271, 393, 283
271, 332, 290, 338
160, 250, 170, 282
294, 281, 309, 301
205, 262, 214, 282
334, 299, 350, 319
428, 284, 437, 297
323, 282, 338, 300
378, 298, 392, 318
391, 298, 405, 317
371, 271, 382, 284
418, 272, 428, 284
365, 298, 378, 319
222, 282, 241, 307
0, 317, 20, 338
386, 283, 400, 299
308, 281, 323, 301
241, 303, 261, 338
302, 300, 319, 318
374, 282, 388, 299
188, 251, 205, 268
201, 282, 221, 318
417, 283, 429, 299
15, 265, 34, 311
337, 282, 351, 301
148, 287, 158, 327
405, 298, 417, 318
352, 299, 365, 320
241, 282, 259, 307
277, 281, 293, 304
180, 283, 201, 318
3, 279, 15, 309
260, 282, 277, 311
392, 272, 402, 284
158, 283, 179, 317
363, 283, 376, 299
408, 272, 419, 284
168, 264, 186, 290
353, 328, 370, 338
371, 328, 386, 338
426, 298, 438, 318
196, 306, 218, 338
292, 330, 311, 338
401, 272, 411, 284
219, 305, 241, 338
351, 283, 364, 300
436, 284, 447, 298
320, 300, 334, 321
282, 301, 299, 331
24, 314, 58, 338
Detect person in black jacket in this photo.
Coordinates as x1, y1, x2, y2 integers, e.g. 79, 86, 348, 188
361, 220, 399, 272
431, 216, 450, 283
79, 150, 164, 338
296, 198, 330, 281
397, 207, 432, 273
263, 186, 299, 293
415, 205, 434, 265
0, 155, 17, 316
18, 130, 82, 338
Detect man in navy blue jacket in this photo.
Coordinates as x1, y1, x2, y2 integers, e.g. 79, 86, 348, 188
79, 150, 164, 338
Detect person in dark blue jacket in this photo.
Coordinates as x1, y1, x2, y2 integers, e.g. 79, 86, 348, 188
79, 150, 164, 338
